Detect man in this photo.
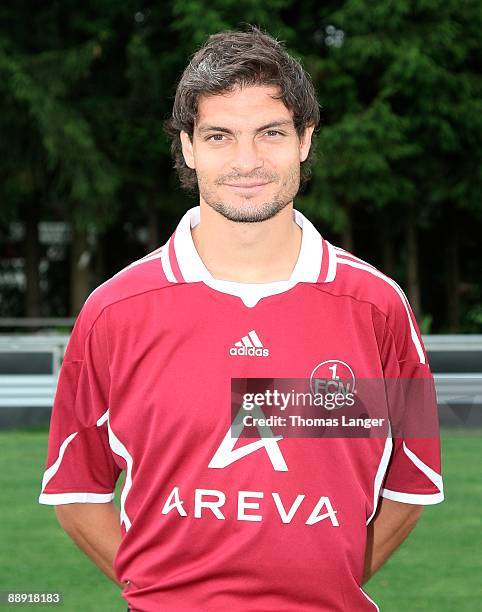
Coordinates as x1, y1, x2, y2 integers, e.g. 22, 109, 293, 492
39, 27, 444, 611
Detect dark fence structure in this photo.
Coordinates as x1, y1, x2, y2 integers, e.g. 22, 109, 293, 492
0, 324, 481, 429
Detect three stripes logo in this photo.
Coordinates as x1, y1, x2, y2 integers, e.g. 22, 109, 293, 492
229, 330, 270, 357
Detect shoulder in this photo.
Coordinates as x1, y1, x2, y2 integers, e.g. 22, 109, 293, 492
77, 245, 173, 333
324, 243, 409, 319
323, 243, 426, 363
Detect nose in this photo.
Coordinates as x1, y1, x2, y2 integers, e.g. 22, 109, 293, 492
230, 137, 264, 175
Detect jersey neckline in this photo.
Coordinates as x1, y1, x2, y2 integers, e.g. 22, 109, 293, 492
161, 206, 336, 307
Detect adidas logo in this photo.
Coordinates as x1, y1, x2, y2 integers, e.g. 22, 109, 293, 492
229, 330, 270, 357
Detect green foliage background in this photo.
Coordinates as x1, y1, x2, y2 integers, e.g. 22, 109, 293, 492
0, 0, 481, 330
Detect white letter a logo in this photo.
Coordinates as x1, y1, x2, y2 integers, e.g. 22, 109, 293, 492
208, 406, 288, 471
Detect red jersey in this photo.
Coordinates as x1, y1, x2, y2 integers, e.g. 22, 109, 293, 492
39, 206, 444, 611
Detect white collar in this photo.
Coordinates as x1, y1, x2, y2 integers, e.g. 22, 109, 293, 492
164, 206, 333, 307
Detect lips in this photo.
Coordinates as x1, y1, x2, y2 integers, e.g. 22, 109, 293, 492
223, 182, 272, 195
224, 182, 270, 188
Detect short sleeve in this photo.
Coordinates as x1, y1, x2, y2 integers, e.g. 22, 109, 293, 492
39, 303, 122, 505
380, 289, 444, 505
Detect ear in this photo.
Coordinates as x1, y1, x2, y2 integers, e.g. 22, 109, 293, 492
180, 130, 195, 169
299, 124, 316, 163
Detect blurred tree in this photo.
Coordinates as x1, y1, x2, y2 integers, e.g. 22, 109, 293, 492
0, 0, 480, 331
0, 2, 120, 314
296, 0, 482, 328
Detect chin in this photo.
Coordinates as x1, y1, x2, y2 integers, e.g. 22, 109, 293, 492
205, 199, 291, 223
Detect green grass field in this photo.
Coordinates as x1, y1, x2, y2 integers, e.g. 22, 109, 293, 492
0, 429, 480, 611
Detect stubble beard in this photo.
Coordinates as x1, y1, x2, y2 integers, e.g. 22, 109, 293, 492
196, 166, 301, 223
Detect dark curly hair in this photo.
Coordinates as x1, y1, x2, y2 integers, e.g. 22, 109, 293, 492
164, 26, 320, 192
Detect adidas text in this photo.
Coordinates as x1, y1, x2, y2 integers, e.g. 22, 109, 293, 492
230, 346, 270, 357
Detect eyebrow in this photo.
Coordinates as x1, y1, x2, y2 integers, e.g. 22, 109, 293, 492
197, 119, 294, 135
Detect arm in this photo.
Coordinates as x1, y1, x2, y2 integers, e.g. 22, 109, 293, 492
55, 502, 127, 588
362, 497, 423, 584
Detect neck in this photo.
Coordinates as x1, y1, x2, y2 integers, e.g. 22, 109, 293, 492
191, 202, 302, 283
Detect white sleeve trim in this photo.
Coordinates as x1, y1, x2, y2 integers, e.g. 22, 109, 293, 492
381, 488, 444, 505
40, 408, 111, 497
38, 492, 115, 505
402, 442, 444, 494
41, 432, 78, 492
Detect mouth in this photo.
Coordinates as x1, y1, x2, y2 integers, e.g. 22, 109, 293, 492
223, 182, 271, 194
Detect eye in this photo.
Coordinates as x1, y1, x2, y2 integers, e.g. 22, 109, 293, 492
206, 134, 226, 142
264, 130, 284, 137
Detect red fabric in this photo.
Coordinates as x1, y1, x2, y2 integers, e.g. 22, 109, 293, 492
40, 226, 442, 612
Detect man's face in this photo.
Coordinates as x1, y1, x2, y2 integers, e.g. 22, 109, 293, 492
180, 85, 315, 223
